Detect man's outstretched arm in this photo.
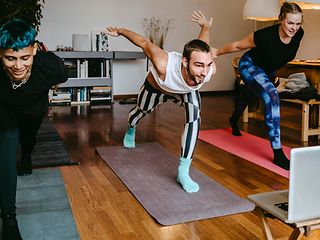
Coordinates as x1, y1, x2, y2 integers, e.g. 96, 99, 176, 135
105, 27, 167, 75
192, 11, 212, 45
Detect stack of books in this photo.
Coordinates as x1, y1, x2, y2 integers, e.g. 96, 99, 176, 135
90, 86, 111, 104
49, 90, 71, 105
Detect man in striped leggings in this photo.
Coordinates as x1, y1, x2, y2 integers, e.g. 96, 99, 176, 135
106, 11, 216, 193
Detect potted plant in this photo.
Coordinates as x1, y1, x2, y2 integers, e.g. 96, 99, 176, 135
0, 0, 45, 32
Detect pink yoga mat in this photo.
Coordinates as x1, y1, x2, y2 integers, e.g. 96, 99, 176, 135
198, 128, 290, 178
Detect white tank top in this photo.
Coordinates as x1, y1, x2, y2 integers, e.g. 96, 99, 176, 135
150, 52, 215, 94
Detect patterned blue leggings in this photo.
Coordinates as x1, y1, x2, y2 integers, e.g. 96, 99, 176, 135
238, 53, 281, 149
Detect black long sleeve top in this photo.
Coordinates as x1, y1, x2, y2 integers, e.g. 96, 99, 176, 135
0, 51, 68, 130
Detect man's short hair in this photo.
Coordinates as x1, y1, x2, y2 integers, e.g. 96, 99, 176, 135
182, 39, 211, 62
0, 19, 36, 51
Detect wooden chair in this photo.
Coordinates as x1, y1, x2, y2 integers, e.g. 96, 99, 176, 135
231, 57, 241, 81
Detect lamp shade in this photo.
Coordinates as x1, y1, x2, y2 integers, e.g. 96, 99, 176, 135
287, 0, 320, 9
243, 0, 281, 21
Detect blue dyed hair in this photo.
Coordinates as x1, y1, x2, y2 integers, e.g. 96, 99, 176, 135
0, 19, 37, 51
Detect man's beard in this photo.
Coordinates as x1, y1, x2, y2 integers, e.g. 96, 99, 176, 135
186, 65, 198, 85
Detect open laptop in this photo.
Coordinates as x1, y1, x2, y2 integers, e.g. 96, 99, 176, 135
248, 145, 320, 224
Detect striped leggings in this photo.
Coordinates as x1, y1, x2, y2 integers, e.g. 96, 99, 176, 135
128, 79, 201, 159
238, 52, 281, 149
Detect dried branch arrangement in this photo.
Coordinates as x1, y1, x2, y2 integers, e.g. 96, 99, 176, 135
141, 17, 174, 49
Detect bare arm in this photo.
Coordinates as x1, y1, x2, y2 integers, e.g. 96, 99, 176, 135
105, 27, 167, 75
192, 11, 212, 44
213, 33, 255, 57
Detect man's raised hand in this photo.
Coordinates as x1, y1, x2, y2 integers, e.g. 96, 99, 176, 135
192, 10, 212, 29
105, 27, 119, 37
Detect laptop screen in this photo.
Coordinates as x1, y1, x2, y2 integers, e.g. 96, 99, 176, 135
288, 146, 320, 222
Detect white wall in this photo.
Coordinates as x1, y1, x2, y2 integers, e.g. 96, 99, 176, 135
37, 1, 320, 94
38, 0, 251, 94
112, 59, 147, 95
296, 9, 320, 60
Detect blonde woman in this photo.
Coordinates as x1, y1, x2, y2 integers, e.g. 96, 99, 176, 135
213, 2, 304, 170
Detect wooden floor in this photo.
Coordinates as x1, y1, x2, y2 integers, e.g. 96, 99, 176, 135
49, 93, 320, 240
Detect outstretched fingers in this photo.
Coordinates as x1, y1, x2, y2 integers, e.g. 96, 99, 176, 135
192, 10, 212, 28
105, 27, 119, 37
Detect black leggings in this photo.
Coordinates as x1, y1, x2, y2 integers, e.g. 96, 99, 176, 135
0, 114, 44, 214
18, 114, 44, 156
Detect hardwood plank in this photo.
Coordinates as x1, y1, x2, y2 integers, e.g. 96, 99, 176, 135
49, 94, 320, 240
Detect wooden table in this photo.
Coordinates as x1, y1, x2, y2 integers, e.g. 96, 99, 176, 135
276, 60, 320, 94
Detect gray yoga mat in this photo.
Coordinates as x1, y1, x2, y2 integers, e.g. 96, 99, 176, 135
0, 169, 80, 240
96, 142, 255, 225
30, 118, 78, 168
17, 116, 78, 169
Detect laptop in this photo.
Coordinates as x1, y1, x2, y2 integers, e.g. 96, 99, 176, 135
248, 145, 320, 224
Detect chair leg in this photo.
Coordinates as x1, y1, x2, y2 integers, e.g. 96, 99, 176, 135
243, 106, 249, 123
318, 105, 320, 140
288, 227, 305, 240
256, 207, 273, 240
301, 103, 309, 141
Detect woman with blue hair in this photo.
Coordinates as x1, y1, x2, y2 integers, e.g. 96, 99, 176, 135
0, 19, 68, 239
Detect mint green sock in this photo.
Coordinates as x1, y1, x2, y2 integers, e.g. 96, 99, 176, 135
177, 157, 199, 193
123, 126, 136, 148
